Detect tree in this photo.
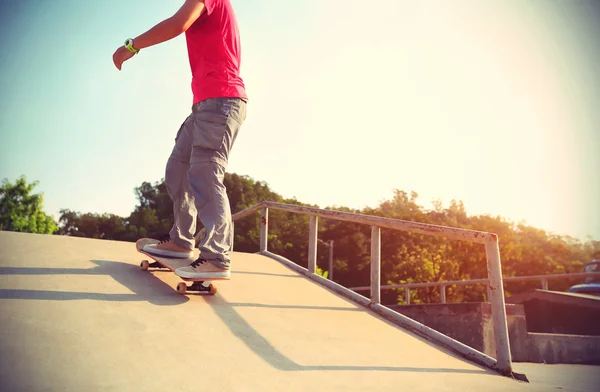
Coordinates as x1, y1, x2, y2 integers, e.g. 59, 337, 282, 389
58, 209, 127, 240
0, 176, 57, 234
224, 173, 284, 253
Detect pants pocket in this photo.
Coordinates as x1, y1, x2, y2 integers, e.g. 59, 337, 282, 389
192, 111, 229, 151
174, 119, 187, 143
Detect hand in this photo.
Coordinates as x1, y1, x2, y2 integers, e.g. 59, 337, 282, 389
112, 46, 136, 71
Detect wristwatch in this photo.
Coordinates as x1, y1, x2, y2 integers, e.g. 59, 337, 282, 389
124, 38, 139, 54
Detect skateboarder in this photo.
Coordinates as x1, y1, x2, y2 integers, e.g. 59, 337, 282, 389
112, 0, 247, 280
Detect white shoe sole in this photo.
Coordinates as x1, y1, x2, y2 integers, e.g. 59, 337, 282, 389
143, 244, 193, 259
175, 269, 230, 279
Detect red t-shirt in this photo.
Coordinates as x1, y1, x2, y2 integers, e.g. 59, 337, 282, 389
185, 0, 247, 104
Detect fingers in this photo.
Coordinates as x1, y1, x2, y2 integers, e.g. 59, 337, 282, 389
112, 46, 137, 70
112, 49, 123, 70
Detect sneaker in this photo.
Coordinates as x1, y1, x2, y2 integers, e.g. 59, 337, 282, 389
175, 258, 231, 279
143, 239, 193, 259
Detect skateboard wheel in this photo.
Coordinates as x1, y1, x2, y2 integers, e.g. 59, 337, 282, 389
209, 284, 217, 295
140, 260, 150, 271
176, 282, 187, 295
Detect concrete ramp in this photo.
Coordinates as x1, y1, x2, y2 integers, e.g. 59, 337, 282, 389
0, 231, 567, 391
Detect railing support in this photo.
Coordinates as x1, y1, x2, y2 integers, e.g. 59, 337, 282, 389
231, 222, 234, 253
485, 238, 512, 375
405, 288, 411, 305
260, 207, 268, 252
440, 285, 446, 304
308, 216, 318, 274
328, 240, 334, 280
541, 279, 549, 290
370, 226, 381, 304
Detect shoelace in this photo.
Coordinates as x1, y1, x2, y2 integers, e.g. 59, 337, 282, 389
157, 239, 171, 245
190, 259, 207, 268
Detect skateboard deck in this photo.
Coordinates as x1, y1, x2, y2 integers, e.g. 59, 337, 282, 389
135, 238, 218, 295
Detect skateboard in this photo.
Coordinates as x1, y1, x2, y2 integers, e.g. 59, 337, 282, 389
136, 238, 218, 295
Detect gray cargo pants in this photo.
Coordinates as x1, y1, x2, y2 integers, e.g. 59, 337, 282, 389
165, 97, 246, 269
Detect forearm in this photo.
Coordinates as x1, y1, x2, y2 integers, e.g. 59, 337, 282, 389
113, 0, 204, 70
133, 18, 184, 50
131, 0, 205, 51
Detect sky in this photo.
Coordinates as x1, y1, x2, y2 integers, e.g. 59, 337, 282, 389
0, 0, 599, 241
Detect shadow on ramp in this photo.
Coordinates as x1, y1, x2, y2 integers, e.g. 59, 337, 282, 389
0, 260, 188, 306
204, 294, 491, 375
232, 270, 302, 278
225, 302, 362, 312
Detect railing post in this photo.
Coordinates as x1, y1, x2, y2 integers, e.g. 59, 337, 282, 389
485, 237, 512, 375
308, 216, 318, 274
405, 288, 411, 305
370, 226, 381, 304
541, 279, 548, 290
329, 240, 334, 280
440, 285, 446, 304
260, 207, 268, 252
231, 222, 234, 253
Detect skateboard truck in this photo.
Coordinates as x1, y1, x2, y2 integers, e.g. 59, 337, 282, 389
178, 281, 216, 295
140, 260, 165, 270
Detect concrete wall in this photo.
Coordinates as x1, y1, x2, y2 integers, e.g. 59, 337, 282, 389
525, 333, 600, 365
390, 303, 526, 358
390, 302, 600, 364
506, 290, 600, 336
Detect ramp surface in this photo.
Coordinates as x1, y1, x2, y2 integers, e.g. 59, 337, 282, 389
0, 231, 593, 391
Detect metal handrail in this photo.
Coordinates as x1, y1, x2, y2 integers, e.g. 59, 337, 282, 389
233, 201, 498, 244
232, 201, 513, 376
349, 272, 600, 304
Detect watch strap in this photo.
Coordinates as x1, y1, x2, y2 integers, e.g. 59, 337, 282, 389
124, 39, 139, 54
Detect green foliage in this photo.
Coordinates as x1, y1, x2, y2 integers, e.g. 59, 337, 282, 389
316, 266, 328, 279
224, 173, 283, 253
0, 176, 57, 234
59, 210, 129, 240
58, 179, 174, 241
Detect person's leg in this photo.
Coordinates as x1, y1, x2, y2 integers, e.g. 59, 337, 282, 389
175, 97, 246, 279
165, 121, 198, 251
189, 161, 232, 266
143, 115, 197, 258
